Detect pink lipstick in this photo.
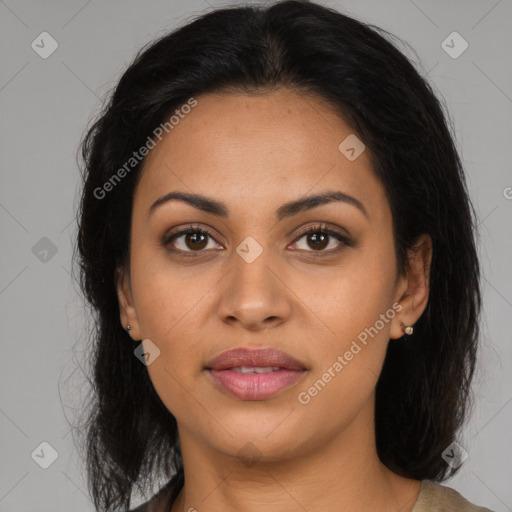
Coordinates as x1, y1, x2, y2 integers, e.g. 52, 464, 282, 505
204, 347, 307, 400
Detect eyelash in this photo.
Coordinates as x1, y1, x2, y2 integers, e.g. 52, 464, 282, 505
162, 223, 351, 257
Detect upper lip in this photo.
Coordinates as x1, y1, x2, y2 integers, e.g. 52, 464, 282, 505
205, 347, 307, 371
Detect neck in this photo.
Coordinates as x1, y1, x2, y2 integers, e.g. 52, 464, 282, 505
171, 399, 420, 512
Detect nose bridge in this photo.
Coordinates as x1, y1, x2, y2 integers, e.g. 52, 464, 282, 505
216, 234, 290, 328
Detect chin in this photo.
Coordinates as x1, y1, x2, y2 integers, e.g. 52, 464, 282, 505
218, 435, 304, 466
201, 409, 313, 461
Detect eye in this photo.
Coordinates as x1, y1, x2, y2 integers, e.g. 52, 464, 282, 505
162, 223, 350, 257
163, 224, 222, 255
290, 224, 350, 253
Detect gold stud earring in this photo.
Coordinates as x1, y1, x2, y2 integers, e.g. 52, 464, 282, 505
400, 322, 414, 336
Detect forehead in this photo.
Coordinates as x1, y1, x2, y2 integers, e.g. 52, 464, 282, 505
134, 89, 387, 222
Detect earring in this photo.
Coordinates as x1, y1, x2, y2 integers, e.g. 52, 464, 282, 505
126, 325, 132, 332
400, 322, 414, 336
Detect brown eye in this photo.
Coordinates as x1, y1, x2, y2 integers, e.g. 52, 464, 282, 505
164, 226, 221, 254
163, 223, 350, 257
305, 232, 329, 250
291, 225, 350, 253
182, 231, 208, 250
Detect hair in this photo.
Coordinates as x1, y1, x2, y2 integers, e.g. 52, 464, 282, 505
73, 0, 482, 510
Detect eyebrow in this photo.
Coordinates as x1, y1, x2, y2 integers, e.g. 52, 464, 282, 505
149, 189, 369, 221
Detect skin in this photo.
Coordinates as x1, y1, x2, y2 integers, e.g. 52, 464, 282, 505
116, 88, 432, 512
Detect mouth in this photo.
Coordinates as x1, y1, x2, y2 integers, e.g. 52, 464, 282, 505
204, 347, 308, 400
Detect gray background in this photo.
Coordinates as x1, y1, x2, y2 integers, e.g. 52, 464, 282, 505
1, 0, 511, 511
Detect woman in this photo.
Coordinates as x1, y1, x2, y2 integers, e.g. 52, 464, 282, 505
74, 1, 493, 511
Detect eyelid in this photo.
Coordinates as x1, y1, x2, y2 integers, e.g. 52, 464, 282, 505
292, 223, 349, 242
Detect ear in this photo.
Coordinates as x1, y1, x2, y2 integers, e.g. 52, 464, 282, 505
390, 234, 433, 339
115, 263, 141, 341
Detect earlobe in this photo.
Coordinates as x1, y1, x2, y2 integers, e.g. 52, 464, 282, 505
115, 264, 140, 341
390, 234, 432, 340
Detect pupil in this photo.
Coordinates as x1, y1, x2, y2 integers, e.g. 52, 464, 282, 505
309, 233, 328, 250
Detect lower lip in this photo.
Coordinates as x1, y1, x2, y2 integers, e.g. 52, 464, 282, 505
207, 368, 306, 400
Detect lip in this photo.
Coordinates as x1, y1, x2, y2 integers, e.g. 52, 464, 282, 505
204, 347, 308, 400
205, 347, 306, 371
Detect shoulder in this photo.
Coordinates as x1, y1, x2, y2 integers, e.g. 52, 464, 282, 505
412, 480, 495, 512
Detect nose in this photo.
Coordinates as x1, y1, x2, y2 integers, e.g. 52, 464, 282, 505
216, 248, 292, 332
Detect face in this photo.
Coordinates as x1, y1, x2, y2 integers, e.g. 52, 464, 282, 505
116, 89, 430, 463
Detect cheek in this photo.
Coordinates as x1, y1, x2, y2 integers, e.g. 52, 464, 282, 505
130, 263, 209, 416
298, 242, 398, 394
130, 244, 214, 337
299, 246, 397, 344
294, 289, 396, 426
129, 257, 215, 395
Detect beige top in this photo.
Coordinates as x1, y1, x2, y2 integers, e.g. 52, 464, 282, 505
130, 479, 495, 511
411, 480, 494, 512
